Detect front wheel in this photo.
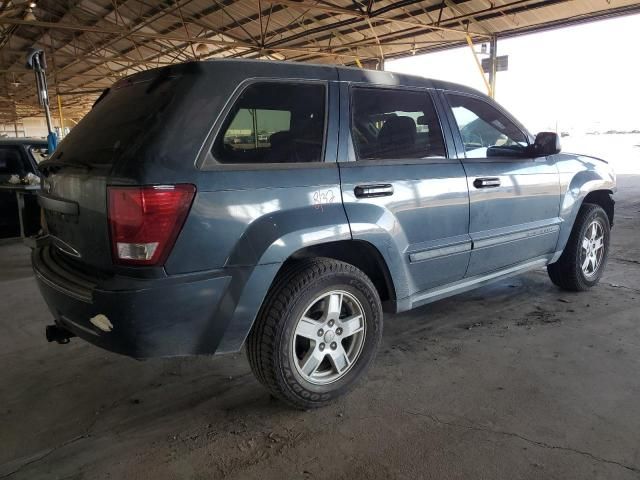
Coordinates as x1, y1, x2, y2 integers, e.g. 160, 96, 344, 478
547, 203, 611, 291
246, 258, 383, 409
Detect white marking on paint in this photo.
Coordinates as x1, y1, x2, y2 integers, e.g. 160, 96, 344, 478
90, 314, 113, 332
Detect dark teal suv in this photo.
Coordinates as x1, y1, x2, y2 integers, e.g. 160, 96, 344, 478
33, 59, 615, 409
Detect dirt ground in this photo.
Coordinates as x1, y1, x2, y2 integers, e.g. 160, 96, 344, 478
1, 175, 639, 480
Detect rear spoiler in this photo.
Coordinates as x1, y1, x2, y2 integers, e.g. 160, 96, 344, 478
92, 88, 110, 108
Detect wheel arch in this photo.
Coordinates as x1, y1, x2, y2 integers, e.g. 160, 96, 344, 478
555, 165, 615, 260
282, 239, 398, 312
582, 189, 614, 227
215, 237, 400, 355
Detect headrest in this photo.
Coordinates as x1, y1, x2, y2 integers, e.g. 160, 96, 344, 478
269, 131, 291, 149
378, 116, 416, 149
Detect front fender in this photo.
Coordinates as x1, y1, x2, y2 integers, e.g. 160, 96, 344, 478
554, 154, 616, 257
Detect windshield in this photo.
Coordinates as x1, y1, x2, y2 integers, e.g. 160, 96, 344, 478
29, 146, 49, 163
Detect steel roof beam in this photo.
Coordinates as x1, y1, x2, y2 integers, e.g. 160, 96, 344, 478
0, 17, 256, 48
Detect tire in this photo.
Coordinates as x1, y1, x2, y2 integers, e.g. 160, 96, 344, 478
547, 203, 611, 291
246, 257, 383, 409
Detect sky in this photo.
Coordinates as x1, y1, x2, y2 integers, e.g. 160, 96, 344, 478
387, 13, 640, 134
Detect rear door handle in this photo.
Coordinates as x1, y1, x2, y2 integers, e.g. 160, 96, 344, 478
354, 184, 394, 198
473, 177, 501, 189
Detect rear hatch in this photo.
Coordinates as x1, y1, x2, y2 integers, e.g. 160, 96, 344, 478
40, 69, 181, 271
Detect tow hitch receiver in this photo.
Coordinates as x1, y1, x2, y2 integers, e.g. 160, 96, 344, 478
45, 324, 75, 344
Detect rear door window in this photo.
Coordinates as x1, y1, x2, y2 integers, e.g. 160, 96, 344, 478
213, 82, 326, 164
350, 87, 446, 160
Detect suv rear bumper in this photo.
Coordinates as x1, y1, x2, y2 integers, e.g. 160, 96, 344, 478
32, 245, 232, 358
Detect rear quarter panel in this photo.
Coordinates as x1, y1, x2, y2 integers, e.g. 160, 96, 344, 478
163, 67, 346, 353
166, 168, 350, 272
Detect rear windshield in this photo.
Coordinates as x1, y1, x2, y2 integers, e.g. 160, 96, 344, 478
52, 75, 177, 165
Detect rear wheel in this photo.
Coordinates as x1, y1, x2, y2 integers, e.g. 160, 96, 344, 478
547, 203, 610, 291
247, 258, 382, 409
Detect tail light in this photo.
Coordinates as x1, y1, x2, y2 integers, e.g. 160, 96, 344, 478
108, 184, 195, 266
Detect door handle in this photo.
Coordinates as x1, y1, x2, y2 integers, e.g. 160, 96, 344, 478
473, 177, 501, 189
354, 184, 394, 198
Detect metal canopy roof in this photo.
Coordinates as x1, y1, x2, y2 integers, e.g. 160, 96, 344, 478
0, 0, 639, 122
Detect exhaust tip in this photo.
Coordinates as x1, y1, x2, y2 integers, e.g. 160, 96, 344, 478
46, 324, 74, 344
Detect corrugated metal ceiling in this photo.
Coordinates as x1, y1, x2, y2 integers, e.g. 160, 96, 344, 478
0, 0, 638, 121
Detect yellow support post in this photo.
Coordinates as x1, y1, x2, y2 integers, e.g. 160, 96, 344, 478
465, 34, 492, 98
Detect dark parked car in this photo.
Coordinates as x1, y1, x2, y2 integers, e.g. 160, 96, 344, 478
0, 138, 47, 238
33, 60, 615, 409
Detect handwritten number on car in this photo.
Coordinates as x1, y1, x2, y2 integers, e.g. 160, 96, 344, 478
313, 189, 335, 212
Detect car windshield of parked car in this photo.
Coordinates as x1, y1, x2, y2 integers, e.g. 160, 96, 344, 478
351, 87, 446, 160
214, 82, 326, 164
29, 146, 49, 164
447, 94, 528, 158
0, 146, 27, 178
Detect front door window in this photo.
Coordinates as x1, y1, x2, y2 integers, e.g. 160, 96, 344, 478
447, 94, 528, 158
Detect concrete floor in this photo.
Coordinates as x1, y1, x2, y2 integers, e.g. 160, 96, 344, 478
1, 176, 639, 480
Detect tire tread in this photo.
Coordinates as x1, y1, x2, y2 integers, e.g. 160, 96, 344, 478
246, 257, 381, 409
547, 203, 610, 291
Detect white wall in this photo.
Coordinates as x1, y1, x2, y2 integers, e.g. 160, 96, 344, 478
0, 116, 67, 139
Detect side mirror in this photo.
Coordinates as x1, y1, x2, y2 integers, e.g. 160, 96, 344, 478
532, 132, 561, 156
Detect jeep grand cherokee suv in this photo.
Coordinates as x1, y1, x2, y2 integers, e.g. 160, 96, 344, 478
33, 59, 615, 409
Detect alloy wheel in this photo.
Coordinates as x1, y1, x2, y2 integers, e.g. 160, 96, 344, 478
581, 219, 605, 278
291, 290, 366, 385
